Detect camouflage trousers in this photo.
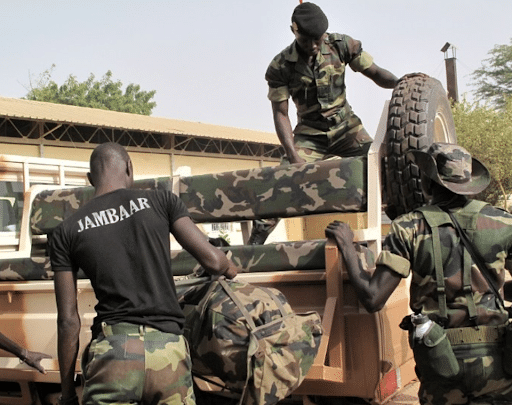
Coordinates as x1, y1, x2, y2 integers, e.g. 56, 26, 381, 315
294, 111, 372, 160
81, 322, 196, 405
418, 342, 512, 404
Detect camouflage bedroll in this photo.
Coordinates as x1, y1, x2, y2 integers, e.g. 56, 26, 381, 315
179, 277, 323, 405
177, 156, 366, 222
30, 157, 366, 235
13, 157, 370, 281
30, 177, 172, 235
0, 239, 374, 281
172, 239, 375, 276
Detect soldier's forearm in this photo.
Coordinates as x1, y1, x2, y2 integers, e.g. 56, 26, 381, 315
274, 118, 301, 162
362, 63, 398, 89
57, 320, 80, 398
0, 332, 24, 359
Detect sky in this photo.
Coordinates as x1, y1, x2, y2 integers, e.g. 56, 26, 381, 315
1, 1, 510, 137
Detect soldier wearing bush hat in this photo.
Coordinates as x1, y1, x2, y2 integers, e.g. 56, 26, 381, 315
408, 142, 490, 196
249, 2, 401, 245
326, 142, 512, 404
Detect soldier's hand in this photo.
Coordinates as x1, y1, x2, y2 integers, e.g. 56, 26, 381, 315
22, 350, 52, 374
325, 221, 354, 249
223, 262, 238, 279
288, 155, 306, 165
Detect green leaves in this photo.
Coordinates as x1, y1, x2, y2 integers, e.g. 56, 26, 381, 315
25, 65, 157, 116
453, 98, 512, 207
471, 38, 512, 110
454, 38, 512, 207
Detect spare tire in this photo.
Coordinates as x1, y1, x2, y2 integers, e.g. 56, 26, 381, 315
383, 75, 457, 220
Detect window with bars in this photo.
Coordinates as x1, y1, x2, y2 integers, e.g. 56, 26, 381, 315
210, 223, 231, 232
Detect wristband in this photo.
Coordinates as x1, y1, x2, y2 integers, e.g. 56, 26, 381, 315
18, 349, 28, 364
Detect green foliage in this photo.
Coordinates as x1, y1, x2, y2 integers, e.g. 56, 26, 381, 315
471, 38, 512, 110
25, 65, 157, 115
452, 97, 512, 207
218, 229, 231, 245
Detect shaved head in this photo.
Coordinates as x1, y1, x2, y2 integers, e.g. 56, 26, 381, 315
88, 143, 133, 192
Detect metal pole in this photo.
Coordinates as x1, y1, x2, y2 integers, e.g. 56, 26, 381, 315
441, 42, 459, 103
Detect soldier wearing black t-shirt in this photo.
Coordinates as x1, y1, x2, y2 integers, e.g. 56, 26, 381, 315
51, 143, 237, 405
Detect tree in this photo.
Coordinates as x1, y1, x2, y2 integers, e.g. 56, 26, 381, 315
470, 38, 512, 110
452, 98, 512, 207
25, 65, 157, 115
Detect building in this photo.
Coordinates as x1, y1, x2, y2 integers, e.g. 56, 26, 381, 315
0, 96, 290, 244
0, 96, 283, 175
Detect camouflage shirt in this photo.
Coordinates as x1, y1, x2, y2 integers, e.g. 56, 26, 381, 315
265, 33, 373, 127
376, 199, 512, 328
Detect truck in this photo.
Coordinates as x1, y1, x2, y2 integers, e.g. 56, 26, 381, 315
0, 76, 456, 404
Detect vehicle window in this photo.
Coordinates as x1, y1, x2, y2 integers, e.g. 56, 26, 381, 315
0, 181, 23, 233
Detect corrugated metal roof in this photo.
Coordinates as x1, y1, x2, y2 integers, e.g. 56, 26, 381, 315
0, 96, 279, 145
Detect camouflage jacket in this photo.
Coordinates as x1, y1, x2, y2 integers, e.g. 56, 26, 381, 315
265, 33, 373, 128
376, 199, 512, 328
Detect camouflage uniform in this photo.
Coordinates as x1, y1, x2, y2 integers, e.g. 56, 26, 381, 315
265, 33, 375, 160
251, 33, 374, 244
49, 187, 197, 405
82, 323, 195, 405
377, 199, 512, 404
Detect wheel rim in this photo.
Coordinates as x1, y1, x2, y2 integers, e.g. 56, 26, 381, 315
434, 110, 452, 143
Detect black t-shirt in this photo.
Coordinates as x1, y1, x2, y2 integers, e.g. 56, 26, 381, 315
50, 188, 190, 336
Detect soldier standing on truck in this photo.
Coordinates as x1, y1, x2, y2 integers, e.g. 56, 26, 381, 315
50, 143, 238, 405
0, 331, 50, 373
326, 143, 512, 404
249, 1, 399, 245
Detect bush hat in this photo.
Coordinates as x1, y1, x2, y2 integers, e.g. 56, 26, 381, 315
407, 143, 490, 195
291, 2, 328, 38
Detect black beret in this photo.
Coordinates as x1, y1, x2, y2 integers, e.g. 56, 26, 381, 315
291, 2, 328, 38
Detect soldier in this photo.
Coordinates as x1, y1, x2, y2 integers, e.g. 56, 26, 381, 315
326, 143, 512, 404
0, 332, 50, 373
50, 143, 238, 405
249, 1, 399, 244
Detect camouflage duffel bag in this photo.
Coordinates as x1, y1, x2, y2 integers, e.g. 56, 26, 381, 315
182, 277, 322, 405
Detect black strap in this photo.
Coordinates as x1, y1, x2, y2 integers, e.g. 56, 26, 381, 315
446, 210, 506, 309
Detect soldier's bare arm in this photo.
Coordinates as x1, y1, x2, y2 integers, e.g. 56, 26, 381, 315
361, 63, 399, 89
54, 270, 81, 402
171, 216, 238, 279
19, 349, 51, 374
271, 100, 305, 164
325, 221, 402, 312
0, 332, 51, 373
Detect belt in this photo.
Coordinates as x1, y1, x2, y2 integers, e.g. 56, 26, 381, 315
300, 104, 349, 131
101, 322, 160, 337
446, 324, 506, 346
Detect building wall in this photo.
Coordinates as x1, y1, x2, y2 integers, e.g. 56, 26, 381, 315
172, 154, 276, 176
0, 143, 40, 157
1, 143, 278, 178
130, 152, 173, 178
43, 146, 91, 162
